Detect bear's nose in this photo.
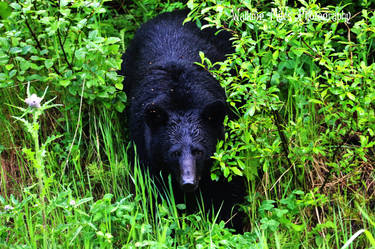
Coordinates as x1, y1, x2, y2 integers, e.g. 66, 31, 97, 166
181, 182, 197, 192
180, 157, 197, 192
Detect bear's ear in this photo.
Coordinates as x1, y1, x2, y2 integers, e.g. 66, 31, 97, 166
201, 101, 226, 125
144, 104, 169, 129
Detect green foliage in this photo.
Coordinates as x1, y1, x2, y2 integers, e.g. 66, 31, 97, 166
1, 0, 375, 248
189, 0, 375, 192
1, 0, 124, 111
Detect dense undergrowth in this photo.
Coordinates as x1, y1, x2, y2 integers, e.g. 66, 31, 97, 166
0, 0, 375, 248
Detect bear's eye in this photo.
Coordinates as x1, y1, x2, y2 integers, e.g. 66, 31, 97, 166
171, 151, 181, 158
192, 149, 203, 157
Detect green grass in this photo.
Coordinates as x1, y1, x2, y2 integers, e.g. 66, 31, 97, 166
1, 90, 374, 248
1, 0, 375, 248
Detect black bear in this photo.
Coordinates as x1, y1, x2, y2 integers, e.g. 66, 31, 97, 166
120, 10, 244, 231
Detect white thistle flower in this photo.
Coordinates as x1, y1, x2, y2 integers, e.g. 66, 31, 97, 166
25, 93, 42, 108
105, 233, 113, 240
4, 205, 14, 211
69, 200, 76, 206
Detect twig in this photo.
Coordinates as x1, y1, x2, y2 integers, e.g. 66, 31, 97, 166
344, 22, 353, 68
272, 110, 296, 180
319, 129, 352, 192
301, 38, 322, 58
62, 21, 72, 45
57, 29, 73, 70
56, 0, 73, 70
315, 206, 326, 238
269, 162, 294, 191
60, 79, 85, 179
17, 0, 61, 76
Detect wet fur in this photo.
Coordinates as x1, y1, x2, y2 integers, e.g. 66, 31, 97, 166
120, 10, 245, 232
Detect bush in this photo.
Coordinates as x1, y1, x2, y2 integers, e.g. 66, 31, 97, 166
189, 0, 375, 195
1, 0, 375, 248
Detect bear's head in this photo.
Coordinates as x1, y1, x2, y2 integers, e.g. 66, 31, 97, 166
143, 101, 226, 192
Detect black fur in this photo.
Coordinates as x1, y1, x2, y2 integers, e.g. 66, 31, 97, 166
121, 10, 245, 232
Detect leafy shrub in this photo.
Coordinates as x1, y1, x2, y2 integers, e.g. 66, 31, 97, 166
188, 0, 375, 195
0, 0, 125, 112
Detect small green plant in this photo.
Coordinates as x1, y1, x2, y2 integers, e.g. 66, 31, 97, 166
12, 83, 62, 197
9, 82, 61, 246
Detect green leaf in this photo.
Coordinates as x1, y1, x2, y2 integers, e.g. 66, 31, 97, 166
274, 208, 288, 218
272, 49, 279, 61
199, 51, 205, 61
0, 2, 12, 19
260, 217, 279, 232
60, 0, 70, 7
45, 59, 53, 69
114, 101, 125, 113
105, 37, 120, 45
76, 197, 94, 207
5, 64, 13, 70
346, 92, 355, 101
260, 200, 275, 211
176, 204, 186, 210
10, 47, 22, 54
246, 104, 256, 117
223, 166, 229, 177
289, 222, 304, 232
59, 80, 71, 87
309, 99, 323, 104
20, 61, 30, 71
210, 172, 218, 181
230, 167, 243, 176
42, 134, 63, 148
9, 70, 16, 78
9, 2, 21, 10
115, 82, 123, 90
237, 159, 245, 170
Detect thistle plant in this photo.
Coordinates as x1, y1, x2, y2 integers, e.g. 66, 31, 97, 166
12, 83, 62, 224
